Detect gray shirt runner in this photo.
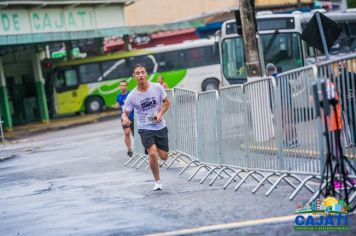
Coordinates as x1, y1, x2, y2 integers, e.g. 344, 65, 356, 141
124, 82, 167, 130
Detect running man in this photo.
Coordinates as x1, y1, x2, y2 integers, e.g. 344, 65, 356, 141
122, 64, 170, 191
117, 80, 134, 157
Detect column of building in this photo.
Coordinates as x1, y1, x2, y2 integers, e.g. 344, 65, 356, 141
0, 58, 13, 130
32, 52, 50, 123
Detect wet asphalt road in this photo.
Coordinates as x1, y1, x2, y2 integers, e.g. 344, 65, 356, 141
0, 118, 355, 235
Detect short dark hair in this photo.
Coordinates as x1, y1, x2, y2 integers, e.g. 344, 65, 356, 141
132, 63, 147, 73
120, 80, 128, 85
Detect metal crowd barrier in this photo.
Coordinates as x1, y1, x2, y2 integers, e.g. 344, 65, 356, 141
244, 78, 278, 171
228, 78, 281, 193
124, 110, 147, 168
164, 90, 176, 152
275, 66, 322, 175
217, 85, 252, 188
163, 89, 192, 169
196, 90, 220, 165
261, 67, 322, 199
174, 88, 198, 157
219, 85, 247, 169
173, 88, 200, 174
124, 54, 356, 202
190, 90, 224, 183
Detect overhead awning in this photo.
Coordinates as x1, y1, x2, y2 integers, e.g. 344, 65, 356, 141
0, 0, 133, 7
0, 1, 203, 46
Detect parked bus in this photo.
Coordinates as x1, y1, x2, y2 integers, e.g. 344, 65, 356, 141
51, 39, 220, 114
220, 10, 356, 84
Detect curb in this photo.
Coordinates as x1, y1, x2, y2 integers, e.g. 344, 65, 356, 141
0, 155, 18, 162
1, 112, 119, 142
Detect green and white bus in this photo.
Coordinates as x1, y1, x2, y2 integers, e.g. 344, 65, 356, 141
51, 38, 220, 114
220, 10, 356, 84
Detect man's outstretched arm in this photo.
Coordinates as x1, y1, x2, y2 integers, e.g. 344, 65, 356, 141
122, 110, 132, 126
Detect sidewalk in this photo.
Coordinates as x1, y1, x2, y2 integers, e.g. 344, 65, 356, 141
1, 110, 119, 143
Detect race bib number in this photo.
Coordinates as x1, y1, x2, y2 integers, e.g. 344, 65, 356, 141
145, 113, 156, 125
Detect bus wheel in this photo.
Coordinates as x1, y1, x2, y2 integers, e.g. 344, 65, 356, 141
85, 97, 104, 114
202, 78, 219, 91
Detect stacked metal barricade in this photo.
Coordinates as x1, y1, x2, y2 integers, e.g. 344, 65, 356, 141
125, 54, 356, 202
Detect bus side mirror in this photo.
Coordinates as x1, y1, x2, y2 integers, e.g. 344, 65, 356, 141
213, 30, 221, 55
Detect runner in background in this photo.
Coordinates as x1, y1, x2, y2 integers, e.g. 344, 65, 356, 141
158, 75, 169, 89
117, 80, 134, 157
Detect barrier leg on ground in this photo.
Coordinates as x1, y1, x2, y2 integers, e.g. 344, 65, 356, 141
166, 153, 183, 168
223, 169, 246, 189
143, 159, 167, 169
131, 155, 147, 168
252, 172, 280, 194
159, 159, 169, 167
179, 160, 200, 175
136, 156, 149, 169
188, 164, 216, 181
265, 173, 289, 196
249, 171, 270, 185
209, 167, 228, 186
166, 152, 193, 168
289, 175, 320, 200
349, 187, 356, 202
265, 173, 316, 196
283, 174, 316, 194
199, 166, 223, 184
234, 171, 264, 191
209, 167, 237, 186
309, 182, 328, 204
124, 154, 140, 166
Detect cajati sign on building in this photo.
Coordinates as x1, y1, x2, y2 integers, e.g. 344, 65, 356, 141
0, 7, 124, 35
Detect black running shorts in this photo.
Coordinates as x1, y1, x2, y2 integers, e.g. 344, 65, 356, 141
138, 127, 169, 152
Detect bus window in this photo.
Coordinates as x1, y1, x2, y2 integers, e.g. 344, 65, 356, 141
221, 37, 246, 81
101, 59, 130, 80
261, 33, 302, 72
55, 69, 79, 92
185, 46, 218, 68
156, 51, 185, 72
348, 23, 356, 52
207, 45, 220, 64
79, 63, 102, 83
332, 22, 356, 54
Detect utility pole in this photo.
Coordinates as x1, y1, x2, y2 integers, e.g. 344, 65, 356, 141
297, 0, 301, 9
239, 0, 262, 77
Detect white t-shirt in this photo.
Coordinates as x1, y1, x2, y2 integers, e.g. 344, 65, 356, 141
124, 82, 167, 130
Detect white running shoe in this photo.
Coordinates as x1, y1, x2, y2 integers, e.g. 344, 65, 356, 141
153, 181, 163, 191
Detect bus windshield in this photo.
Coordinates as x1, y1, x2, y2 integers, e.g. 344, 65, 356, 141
261, 32, 303, 72
221, 36, 246, 81
221, 32, 303, 80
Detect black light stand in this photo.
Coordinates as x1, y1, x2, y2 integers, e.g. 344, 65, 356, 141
312, 80, 356, 211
